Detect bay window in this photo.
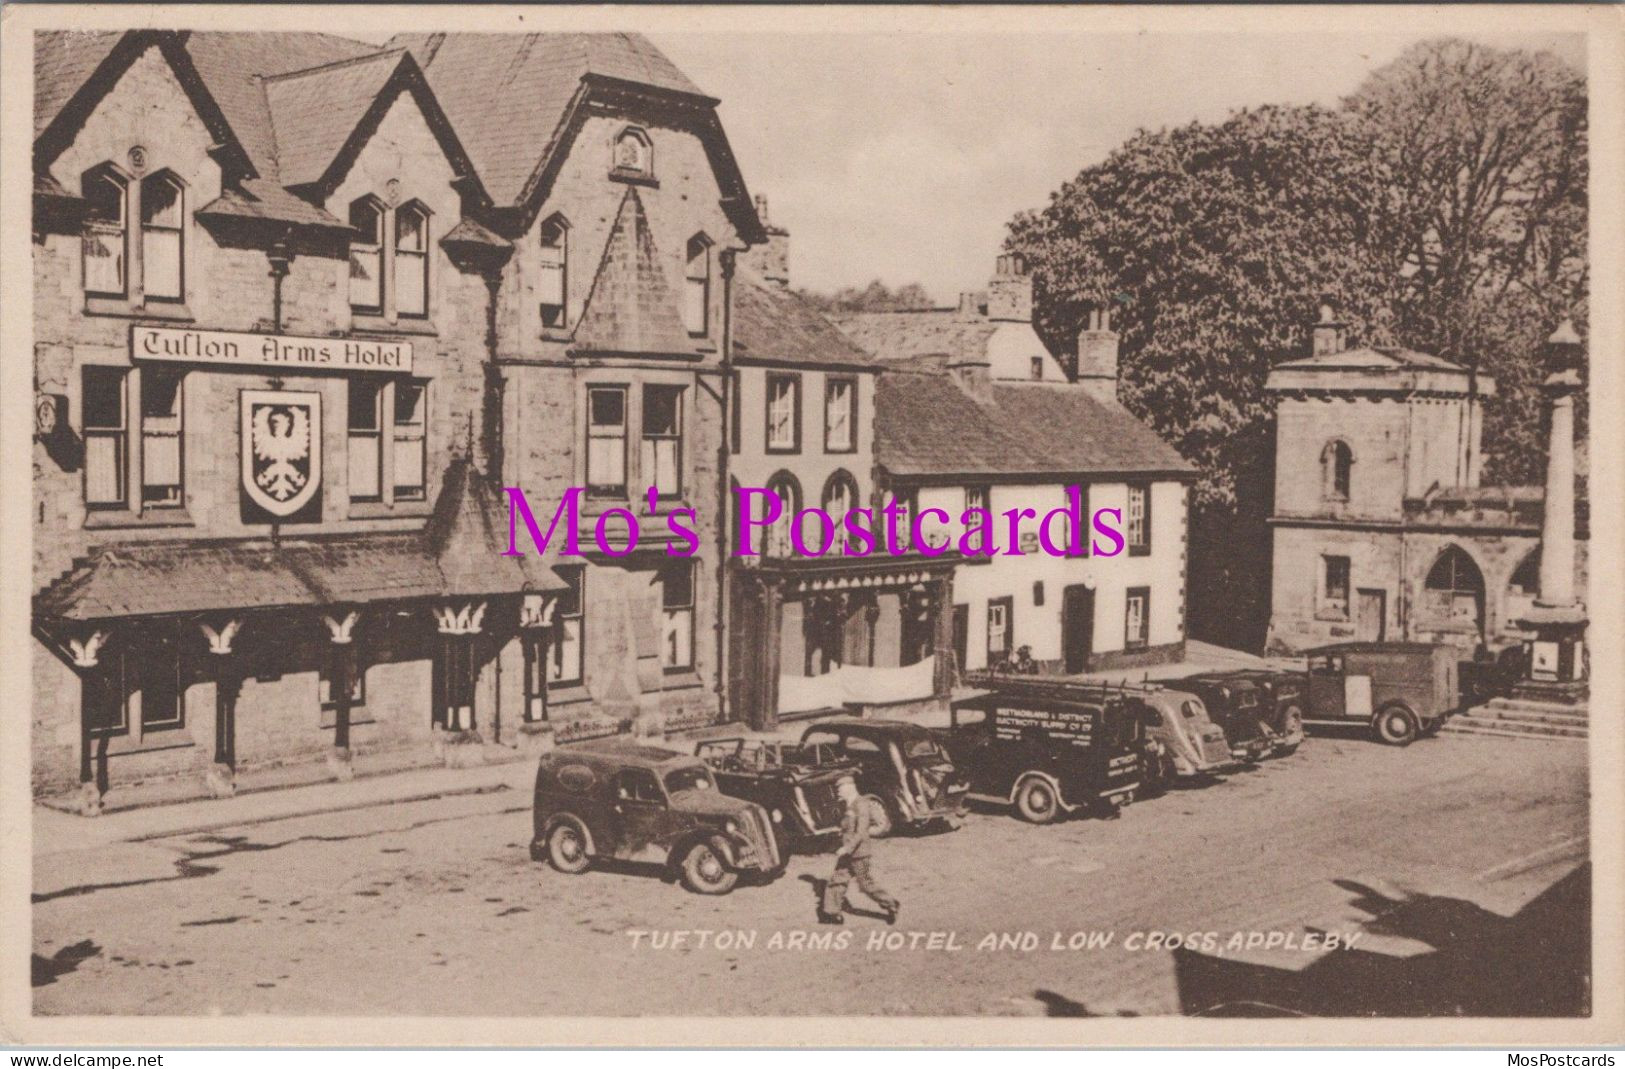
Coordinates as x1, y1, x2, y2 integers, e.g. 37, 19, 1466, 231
586, 386, 628, 497
641, 384, 684, 500
660, 561, 695, 672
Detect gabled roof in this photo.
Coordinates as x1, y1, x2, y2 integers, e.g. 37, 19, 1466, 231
1273, 346, 1465, 372
875, 370, 1194, 481
570, 187, 696, 358
835, 309, 1001, 367
388, 32, 703, 205
262, 50, 405, 187
733, 274, 878, 370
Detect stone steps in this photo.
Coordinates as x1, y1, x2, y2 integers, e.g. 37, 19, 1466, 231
1443, 698, 1589, 741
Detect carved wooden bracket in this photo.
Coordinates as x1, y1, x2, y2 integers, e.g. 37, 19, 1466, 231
433, 601, 488, 635
67, 629, 111, 668
199, 618, 244, 655
323, 611, 360, 645
519, 594, 557, 630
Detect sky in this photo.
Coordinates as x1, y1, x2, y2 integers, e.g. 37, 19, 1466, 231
649, 31, 1585, 304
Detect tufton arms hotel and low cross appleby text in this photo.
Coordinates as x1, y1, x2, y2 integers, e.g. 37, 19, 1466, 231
29, 30, 1581, 815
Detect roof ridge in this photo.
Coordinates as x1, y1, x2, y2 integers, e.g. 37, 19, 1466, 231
260, 47, 401, 83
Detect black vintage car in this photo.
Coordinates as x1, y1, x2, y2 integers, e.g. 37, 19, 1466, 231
1215, 669, 1306, 756
944, 677, 1145, 823
694, 738, 856, 853
788, 719, 968, 837
1172, 673, 1274, 763
531, 740, 782, 895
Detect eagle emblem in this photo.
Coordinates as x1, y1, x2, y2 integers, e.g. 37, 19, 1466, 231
241, 390, 321, 517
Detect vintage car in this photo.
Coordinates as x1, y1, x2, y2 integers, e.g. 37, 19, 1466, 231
943, 678, 1147, 822
1172, 673, 1275, 763
1215, 668, 1307, 756
789, 719, 968, 837
531, 740, 782, 895
694, 737, 857, 853
1130, 685, 1238, 793
1302, 642, 1460, 745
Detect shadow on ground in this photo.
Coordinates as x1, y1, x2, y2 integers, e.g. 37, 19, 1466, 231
1175, 863, 1590, 1017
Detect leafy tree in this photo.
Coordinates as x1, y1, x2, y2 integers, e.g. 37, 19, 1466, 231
797, 279, 936, 314
1006, 37, 1586, 647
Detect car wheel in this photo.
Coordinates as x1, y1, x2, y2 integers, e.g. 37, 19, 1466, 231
863, 795, 894, 838
1013, 775, 1061, 824
1273, 706, 1305, 756
546, 819, 592, 874
1373, 704, 1419, 746
679, 841, 739, 895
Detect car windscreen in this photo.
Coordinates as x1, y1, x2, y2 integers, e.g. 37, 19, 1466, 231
664, 767, 715, 794
902, 738, 948, 763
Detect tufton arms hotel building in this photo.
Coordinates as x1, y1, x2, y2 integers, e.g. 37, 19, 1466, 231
30, 30, 1194, 814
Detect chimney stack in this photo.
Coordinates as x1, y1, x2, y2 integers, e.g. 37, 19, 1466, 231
746, 194, 790, 287
1076, 304, 1120, 404
986, 253, 1033, 323
1312, 300, 1347, 356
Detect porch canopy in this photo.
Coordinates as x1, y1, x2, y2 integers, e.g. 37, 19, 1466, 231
35, 460, 564, 625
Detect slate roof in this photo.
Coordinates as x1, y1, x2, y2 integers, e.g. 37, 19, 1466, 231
733, 275, 878, 370
390, 32, 706, 205
35, 460, 563, 621
33, 30, 122, 139
570, 187, 697, 357
261, 49, 404, 187
1273, 346, 1465, 371
835, 309, 1001, 367
874, 370, 1194, 480
196, 178, 345, 229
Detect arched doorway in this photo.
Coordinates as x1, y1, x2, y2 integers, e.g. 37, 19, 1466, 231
1423, 546, 1485, 641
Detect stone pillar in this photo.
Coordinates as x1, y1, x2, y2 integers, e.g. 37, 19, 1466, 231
1515, 341, 1588, 703
1537, 370, 1579, 610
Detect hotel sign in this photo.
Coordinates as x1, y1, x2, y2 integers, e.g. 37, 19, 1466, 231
132, 326, 413, 374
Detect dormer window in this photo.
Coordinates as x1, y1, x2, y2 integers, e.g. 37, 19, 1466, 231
613, 127, 652, 177
685, 234, 712, 337
139, 172, 184, 302
539, 214, 570, 329
82, 164, 127, 297
394, 202, 430, 319
348, 195, 432, 320
348, 197, 385, 313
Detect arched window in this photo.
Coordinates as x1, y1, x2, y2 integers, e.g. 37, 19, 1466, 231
538, 214, 570, 329
1322, 439, 1353, 502
348, 197, 385, 312
1510, 549, 1540, 596
81, 163, 128, 297
823, 470, 861, 555
1424, 545, 1485, 633
139, 172, 184, 302
765, 472, 801, 558
613, 126, 652, 176
685, 233, 712, 336
394, 201, 430, 318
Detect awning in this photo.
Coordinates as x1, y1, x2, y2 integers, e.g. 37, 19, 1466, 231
35, 460, 564, 622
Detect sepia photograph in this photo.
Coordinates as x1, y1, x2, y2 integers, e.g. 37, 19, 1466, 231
1, 2, 1620, 1050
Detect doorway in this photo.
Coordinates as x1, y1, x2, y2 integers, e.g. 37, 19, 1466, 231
1356, 588, 1387, 643
1061, 584, 1095, 674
